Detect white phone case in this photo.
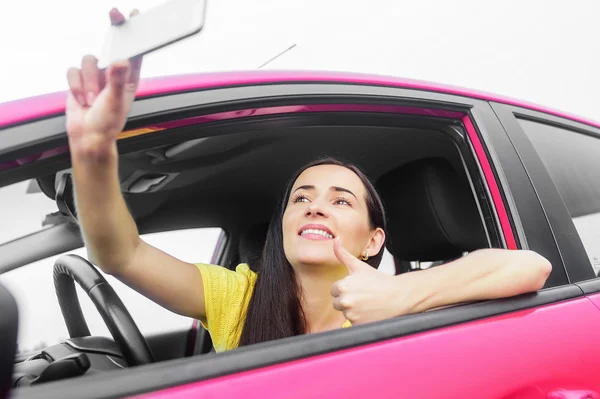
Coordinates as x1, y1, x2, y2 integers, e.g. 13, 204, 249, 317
98, 0, 207, 69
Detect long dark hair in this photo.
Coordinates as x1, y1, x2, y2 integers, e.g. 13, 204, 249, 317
238, 157, 387, 347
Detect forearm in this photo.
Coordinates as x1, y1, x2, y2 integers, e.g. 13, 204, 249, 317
70, 137, 140, 273
397, 249, 552, 314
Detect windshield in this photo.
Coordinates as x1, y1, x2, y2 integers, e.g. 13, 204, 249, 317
1, 228, 223, 354
0, 180, 58, 245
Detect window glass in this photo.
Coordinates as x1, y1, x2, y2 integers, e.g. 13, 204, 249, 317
0, 180, 58, 245
518, 118, 600, 274
378, 248, 395, 275
0, 228, 222, 354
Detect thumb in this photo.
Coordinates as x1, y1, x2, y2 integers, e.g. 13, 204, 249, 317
333, 238, 371, 274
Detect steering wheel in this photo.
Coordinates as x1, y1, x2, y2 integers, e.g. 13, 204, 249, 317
53, 254, 154, 366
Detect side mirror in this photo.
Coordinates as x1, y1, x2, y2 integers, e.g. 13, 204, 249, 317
0, 282, 18, 399
55, 173, 78, 223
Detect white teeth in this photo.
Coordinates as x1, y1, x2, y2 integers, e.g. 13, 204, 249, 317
301, 229, 333, 239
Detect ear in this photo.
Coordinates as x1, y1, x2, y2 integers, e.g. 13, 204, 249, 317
364, 227, 386, 258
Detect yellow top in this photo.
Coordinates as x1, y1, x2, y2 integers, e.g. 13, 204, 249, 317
195, 263, 352, 352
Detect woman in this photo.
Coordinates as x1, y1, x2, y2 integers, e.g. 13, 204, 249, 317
65, 9, 552, 353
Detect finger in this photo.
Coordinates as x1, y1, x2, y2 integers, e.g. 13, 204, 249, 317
330, 279, 348, 298
66, 67, 86, 106
333, 238, 366, 274
81, 55, 101, 106
110, 8, 126, 25
121, 58, 142, 106
65, 93, 85, 131
127, 55, 143, 83
105, 60, 130, 111
332, 296, 353, 313
332, 297, 343, 312
98, 64, 107, 89
124, 55, 143, 103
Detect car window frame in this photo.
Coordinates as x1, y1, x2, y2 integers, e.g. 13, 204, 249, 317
7, 83, 578, 399
490, 102, 598, 284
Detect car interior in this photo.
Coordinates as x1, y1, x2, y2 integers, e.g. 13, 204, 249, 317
0, 281, 18, 399
1, 112, 498, 393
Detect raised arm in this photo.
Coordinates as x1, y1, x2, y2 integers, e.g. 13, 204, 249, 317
65, 9, 206, 320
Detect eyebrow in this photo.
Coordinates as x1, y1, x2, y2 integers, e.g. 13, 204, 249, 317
293, 185, 358, 200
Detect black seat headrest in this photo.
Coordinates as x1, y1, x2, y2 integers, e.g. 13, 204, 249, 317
0, 282, 18, 398
376, 158, 487, 261
238, 223, 269, 264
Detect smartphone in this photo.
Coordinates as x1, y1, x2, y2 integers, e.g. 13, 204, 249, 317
98, 0, 207, 69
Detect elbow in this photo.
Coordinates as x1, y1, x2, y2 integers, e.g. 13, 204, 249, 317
522, 251, 552, 292
86, 249, 118, 275
84, 237, 141, 276
535, 256, 552, 290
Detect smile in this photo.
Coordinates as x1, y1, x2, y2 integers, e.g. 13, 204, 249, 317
300, 229, 334, 239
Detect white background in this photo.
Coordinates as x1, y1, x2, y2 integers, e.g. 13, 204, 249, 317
1, 0, 600, 123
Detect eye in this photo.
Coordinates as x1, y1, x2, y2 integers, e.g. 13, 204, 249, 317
291, 193, 310, 203
334, 197, 352, 206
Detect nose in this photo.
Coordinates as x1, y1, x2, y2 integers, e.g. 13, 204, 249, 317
305, 200, 328, 218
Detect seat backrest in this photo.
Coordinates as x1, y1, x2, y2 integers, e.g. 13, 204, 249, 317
0, 282, 18, 398
238, 223, 269, 265
376, 158, 487, 262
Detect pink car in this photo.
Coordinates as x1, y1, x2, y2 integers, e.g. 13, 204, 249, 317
1, 70, 600, 399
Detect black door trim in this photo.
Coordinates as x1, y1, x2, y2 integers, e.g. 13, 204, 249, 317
473, 103, 568, 287
490, 102, 595, 284
0, 83, 474, 162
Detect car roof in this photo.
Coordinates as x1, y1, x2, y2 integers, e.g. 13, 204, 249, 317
2, 69, 600, 130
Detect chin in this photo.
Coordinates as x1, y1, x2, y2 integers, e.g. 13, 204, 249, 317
285, 240, 338, 267
293, 253, 339, 267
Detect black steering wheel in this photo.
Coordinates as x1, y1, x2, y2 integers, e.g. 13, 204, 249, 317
53, 254, 154, 366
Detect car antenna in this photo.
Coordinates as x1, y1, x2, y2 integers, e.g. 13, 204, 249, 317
257, 44, 297, 69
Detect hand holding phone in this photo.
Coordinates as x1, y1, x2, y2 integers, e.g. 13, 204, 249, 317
98, 0, 207, 69
65, 9, 144, 157
65, 2, 207, 155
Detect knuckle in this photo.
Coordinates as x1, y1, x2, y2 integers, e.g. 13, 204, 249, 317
333, 300, 342, 311
337, 279, 350, 294
330, 282, 339, 296
345, 311, 358, 323
124, 82, 137, 93
339, 296, 353, 309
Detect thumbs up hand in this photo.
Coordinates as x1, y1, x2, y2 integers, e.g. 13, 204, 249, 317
330, 238, 418, 325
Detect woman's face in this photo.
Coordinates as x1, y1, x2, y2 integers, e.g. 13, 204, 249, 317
282, 164, 385, 269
